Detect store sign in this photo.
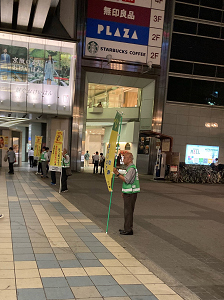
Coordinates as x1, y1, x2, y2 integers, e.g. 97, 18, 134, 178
86, 19, 149, 45
86, 38, 147, 63
0, 32, 76, 115
85, 0, 166, 65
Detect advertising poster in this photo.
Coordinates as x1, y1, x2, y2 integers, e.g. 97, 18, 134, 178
185, 144, 219, 165
0, 44, 27, 82
28, 49, 71, 86
104, 112, 122, 192
0, 136, 8, 149
34, 136, 42, 160
49, 130, 64, 172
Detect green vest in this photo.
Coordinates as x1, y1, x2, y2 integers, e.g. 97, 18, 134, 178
41, 151, 47, 161
61, 155, 70, 168
122, 165, 140, 194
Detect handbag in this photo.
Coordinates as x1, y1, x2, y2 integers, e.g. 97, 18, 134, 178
66, 167, 72, 176
4, 153, 8, 162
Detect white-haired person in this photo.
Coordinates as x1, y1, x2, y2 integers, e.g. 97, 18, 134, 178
113, 152, 140, 235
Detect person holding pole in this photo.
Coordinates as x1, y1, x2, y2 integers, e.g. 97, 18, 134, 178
113, 152, 140, 235
61, 148, 70, 192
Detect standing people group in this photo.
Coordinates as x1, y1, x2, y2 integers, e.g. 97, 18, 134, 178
90, 151, 105, 174
35, 146, 70, 193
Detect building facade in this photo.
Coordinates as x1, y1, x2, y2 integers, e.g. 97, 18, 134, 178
2, 0, 222, 172
163, 0, 224, 164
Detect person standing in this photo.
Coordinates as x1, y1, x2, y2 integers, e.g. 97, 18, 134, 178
28, 147, 34, 168
61, 148, 70, 192
7, 147, 16, 174
40, 147, 48, 178
36, 154, 42, 175
99, 153, 105, 174
46, 147, 50, 176
84, 150, 90, 167
93, 151, 99, 174
113, 152, 140, 235
116, 153, 122, 169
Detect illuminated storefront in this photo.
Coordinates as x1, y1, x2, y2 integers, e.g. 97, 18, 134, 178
0, 32, 76, 115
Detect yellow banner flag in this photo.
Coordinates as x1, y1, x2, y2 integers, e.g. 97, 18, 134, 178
34, 136, 42, 160
49, 130, 64, 172
104, 112, 122, 192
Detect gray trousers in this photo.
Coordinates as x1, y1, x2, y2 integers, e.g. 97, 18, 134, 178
123, 193, 137, 232
41, 161, 47, 178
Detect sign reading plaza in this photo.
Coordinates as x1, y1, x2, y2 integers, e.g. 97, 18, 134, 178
85, 0, 166, 65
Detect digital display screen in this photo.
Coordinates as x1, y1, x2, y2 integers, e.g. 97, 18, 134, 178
185, 144, 219, 165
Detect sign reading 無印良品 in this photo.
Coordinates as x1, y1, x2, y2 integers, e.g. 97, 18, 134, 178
85, 0, 166, 65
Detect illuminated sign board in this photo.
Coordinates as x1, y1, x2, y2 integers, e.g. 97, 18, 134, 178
85, 0, 166, 65
0, 32, 76, 115
185, 144, 219, 165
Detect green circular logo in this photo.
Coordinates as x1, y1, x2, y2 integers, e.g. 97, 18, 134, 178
87, 41, 99, 54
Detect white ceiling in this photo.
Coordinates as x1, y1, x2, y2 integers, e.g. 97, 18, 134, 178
86, 72, 154, 89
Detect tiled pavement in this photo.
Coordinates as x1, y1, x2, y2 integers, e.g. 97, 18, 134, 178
0, 168, 184, 300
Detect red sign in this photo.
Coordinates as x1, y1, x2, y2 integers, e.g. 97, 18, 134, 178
87, 0, 150, 27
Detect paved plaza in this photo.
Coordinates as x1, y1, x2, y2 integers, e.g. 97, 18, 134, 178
0, 167, 184, 300
48, 169, 224, 300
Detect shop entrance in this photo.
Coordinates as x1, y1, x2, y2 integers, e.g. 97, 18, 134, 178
82, 72, 155, 174
0, 112, 71, 170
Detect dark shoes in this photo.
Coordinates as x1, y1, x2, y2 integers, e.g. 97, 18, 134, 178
119, 229, 133, 235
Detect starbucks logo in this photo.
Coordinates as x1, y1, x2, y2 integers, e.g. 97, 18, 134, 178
87, 41, 99, 54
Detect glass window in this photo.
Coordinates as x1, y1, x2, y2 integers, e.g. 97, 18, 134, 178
87, 83, 140, 108
168, 77, 224, 106
199, 7, 222, 22
191, 79, 215, 105
176, 0, 199, 5
167, 76, 191, 103
220, 27, 224, 39
171, 34, 195, 62
200, 0, 223, 9
198, 23, 220, 38
171, 34, 224, 65
213, 82, 224, 106
175, 3, 199, 18
173, 19, 197, 34
169, 60, 193, 74
193, 63, 216, 77
217, 66, 224, 78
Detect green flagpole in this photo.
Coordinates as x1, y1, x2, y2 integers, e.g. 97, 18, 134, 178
106, 113, 123, 234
